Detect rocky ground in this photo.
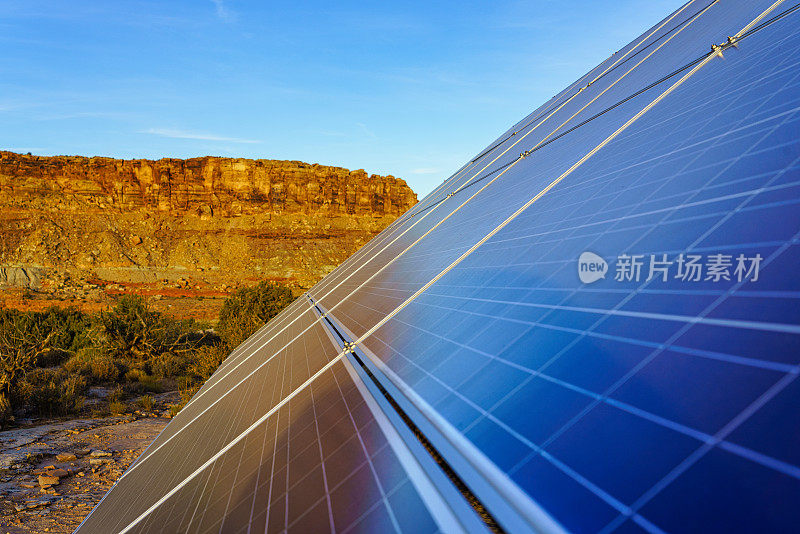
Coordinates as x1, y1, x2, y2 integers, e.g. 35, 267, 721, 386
0, 392, 177, 533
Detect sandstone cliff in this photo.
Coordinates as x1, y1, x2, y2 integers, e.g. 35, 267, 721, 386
0, 151, 417, 319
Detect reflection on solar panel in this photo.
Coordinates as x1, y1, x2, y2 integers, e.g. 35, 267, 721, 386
77, 1, 800, 532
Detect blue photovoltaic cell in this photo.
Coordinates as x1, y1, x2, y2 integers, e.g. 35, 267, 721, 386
359, 4, 800, 532
319, 1, 779, 344
78, 1, 800, 532
365, 7, 800, 530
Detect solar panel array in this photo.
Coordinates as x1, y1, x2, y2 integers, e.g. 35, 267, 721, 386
77, 1, 800, 532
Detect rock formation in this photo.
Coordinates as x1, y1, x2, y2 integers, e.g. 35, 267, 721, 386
0, 151, 417, 319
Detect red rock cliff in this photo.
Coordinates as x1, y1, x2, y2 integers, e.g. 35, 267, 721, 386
0, 152, 416, 217
0, 152, 418, 320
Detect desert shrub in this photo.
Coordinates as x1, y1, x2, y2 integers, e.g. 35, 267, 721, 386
37, 306, 94, 361
164, 380, 201, 418
0, 286, 250, 424
63, 354, 91, 376
60, 374, 87, 412
109, 385, 125, 403
10, 378, 34, 410
64, 346, 105, 376
180, 386, 199, 404
139, 374, 162, 393
149, 351, 189, 379
125, 368, 144, 382
109, 400, 126, 415
121, 368, 160, 393
137, 395, 154, 411
175, 375, 196, 391
34, 383, 63, 415
171, 380, 201, 414
64, 346, 128, 385
217, 282, 294, 350
0, 306, 101, 419
0, 393, 12, 426
13, 368, 86, 417
190, 345, 227, 381
90, 356, 121, 382
0, 308, 67, 396
11, 368, 55, 414
101, 296, 207, 361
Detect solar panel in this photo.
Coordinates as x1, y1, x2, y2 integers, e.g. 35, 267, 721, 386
77, 1, 800, 532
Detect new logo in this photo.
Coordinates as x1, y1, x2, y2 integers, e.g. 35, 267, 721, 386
578, 251, 607, 284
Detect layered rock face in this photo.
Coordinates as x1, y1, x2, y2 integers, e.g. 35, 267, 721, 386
0, 151, 417, 319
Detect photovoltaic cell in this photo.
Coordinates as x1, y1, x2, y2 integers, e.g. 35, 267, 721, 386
315, 2, 779, 342
359, 6, 800, 532
79, 311, 345, 530
77, 1, 800, 532
81, 362, 440, 534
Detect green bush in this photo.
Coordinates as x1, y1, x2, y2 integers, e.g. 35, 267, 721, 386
125, 368, 144, 382
181, 384, 199, 401
12, 368, 86, 417
217, 282, 294, 350
138, 395, 154, 411
1, 307, 97, 419
0, 308, 66, 396
122, 369, 162, 393
190, 345, 227, 381
0, 281, 290, 425
0, 393, 12, 426
64, 346, 127, 385
138, 374, 162, 393
38, 306, 94, 360
150, 351, 189, 379
102, 296, 206, 361
90, 356, 121, 382
60, 374, 87, 413
109, 385, 125, 403
109, 400, 126, 415
63, 353, 92, 376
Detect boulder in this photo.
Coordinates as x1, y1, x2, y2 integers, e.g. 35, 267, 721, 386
38, 475, 60, 487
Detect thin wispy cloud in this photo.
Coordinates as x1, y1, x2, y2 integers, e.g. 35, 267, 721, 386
211, 0, 236, 23
142, 128, 260, 144
310, 129, 348, 138
0, 100, 43, 112
356, 122, 376, 138
34, 111, 134, 122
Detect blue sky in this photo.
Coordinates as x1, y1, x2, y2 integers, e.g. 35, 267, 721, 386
1, 0, 682, 197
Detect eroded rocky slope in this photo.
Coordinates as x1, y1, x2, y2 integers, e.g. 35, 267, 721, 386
0, 151, 417, 319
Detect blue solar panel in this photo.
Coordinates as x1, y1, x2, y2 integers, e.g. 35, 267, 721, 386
315, 2, 788, 342
77, 1, 800, 532
355, 5, 800, 531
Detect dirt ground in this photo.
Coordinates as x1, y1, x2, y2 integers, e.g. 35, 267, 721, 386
0, 392, 178, 533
